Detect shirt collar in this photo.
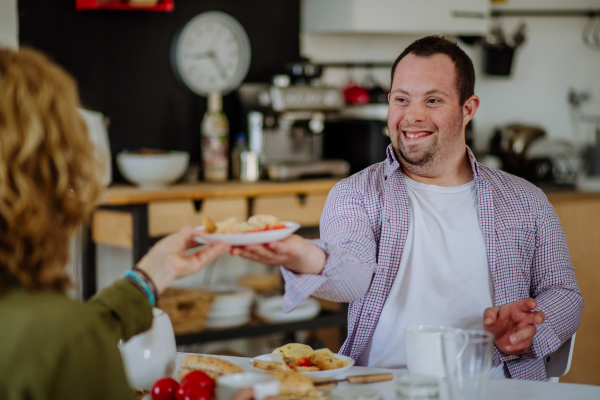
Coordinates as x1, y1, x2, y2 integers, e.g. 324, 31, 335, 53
384, 144, 480, 179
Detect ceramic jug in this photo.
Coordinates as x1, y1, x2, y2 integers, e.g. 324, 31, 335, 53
119, 307, 177, 389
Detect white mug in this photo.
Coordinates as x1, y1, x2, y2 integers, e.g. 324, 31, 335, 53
217, 373, 279, 400
119, 308, 177, 390
405, 324, 457, 378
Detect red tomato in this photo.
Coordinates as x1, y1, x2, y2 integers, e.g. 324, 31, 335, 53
175, 385, 211, 400
180, 371, 215, 395
151, 377, 179, 400
294, 357, 312, 367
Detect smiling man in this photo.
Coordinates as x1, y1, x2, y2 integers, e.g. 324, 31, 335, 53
232, 36, 583, 380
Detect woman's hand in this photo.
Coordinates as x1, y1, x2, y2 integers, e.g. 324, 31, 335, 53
136, 226, 230, 293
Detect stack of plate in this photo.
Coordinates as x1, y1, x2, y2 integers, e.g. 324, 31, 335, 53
256, 295, 321, 323
203, 285, 255, 329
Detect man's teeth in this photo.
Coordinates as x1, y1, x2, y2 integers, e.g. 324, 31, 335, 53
406, 132, 427, 138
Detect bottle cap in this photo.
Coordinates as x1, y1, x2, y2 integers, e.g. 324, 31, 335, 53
208, 91, 222, 112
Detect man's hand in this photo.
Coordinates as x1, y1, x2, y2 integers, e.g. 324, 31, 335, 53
483, 298, 545, 356
230, 234, 326, 275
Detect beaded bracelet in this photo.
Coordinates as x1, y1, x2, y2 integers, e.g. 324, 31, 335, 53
123, 270, 156, 306
133, 267, 159, 304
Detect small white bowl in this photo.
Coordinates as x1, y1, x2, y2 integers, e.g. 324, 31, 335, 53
256, 296, 321, 323
116, 150, 189, 188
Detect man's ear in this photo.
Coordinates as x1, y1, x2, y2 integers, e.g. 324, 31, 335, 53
463, 95, 480, 124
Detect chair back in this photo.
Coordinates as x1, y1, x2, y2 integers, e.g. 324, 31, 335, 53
544, 333, 576, 380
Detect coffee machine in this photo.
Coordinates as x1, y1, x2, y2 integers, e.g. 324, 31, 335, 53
238, 82, 350, 181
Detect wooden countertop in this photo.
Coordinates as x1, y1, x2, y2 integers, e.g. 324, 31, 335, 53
97, 178, 600, 207
97, 178, 342, 206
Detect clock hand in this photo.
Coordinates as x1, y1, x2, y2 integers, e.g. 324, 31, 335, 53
209, 55, 228, 81
186, 52, 213, 60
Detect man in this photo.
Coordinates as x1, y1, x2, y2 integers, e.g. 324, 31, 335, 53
232, 36, 583, 380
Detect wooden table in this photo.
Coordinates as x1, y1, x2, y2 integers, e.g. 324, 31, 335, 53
172, 353, 600, 400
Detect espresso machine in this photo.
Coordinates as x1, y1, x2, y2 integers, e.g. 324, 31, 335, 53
238, 82, 350, 181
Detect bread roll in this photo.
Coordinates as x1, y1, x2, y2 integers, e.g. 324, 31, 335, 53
178, 355, 243, 381
247, 214, 280, 230
267, 371, 319, 399
308, 354, 346, 370
253, 359, 288, 372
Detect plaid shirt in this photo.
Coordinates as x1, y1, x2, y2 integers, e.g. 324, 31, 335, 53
282, 146, 583, 381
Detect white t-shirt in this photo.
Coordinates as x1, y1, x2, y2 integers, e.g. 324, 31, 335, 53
359, 174, 505, 377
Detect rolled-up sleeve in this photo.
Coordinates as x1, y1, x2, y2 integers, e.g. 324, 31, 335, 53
84, 279, 153, 343
282, 180, 378, 312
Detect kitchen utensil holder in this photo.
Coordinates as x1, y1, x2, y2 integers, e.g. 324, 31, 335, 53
484, 46, 515, 76
157, 287, 214, 334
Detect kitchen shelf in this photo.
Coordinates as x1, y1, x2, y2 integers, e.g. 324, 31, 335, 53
175, 308, 348, 346
75, 0, 174, 12
491, 9, 600, 18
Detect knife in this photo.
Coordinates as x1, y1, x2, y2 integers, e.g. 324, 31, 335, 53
312, 373, 394, 386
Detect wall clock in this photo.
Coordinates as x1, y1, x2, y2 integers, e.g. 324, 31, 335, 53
171, 11, 251, 96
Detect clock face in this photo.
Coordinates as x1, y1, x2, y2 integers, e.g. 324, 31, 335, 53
172, 11, 251, 96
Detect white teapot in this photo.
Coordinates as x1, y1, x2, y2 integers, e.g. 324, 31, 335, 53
119, 307, 177, 389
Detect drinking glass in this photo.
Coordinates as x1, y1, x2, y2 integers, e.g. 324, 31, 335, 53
442, 329, 493, 400
405, 324, 456, 378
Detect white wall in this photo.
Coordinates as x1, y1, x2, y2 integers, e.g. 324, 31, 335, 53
301, 1, 600, 152
0, 0, 18, 49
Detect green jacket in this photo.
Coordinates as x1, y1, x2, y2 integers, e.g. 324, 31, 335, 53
0, 280, 153, 400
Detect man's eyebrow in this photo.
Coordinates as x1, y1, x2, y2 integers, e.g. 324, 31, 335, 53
390, 88, 452, 97
424, 89, 451, 97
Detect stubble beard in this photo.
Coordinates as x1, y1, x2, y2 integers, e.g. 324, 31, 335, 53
391, 112, 465, 174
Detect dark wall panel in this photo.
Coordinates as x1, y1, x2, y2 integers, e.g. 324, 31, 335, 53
19, 0, 300, 182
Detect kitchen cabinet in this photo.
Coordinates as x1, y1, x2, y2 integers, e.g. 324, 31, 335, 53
86, 179, 341, 298
85, 178, 344, 349
546, 191, 600, 385
301, 0, 489, 36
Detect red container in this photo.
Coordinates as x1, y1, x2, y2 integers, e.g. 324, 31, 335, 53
75, 0, 174, 12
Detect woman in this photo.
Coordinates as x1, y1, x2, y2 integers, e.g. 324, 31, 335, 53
0, 47, 237, 399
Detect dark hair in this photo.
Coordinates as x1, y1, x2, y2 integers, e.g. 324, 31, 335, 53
390, 35, 475, 105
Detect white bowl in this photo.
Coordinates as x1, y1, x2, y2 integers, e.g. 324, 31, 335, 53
116, 151, 189, 188
256, 296, 321, 323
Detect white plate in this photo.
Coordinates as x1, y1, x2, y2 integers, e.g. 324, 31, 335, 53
256, 296, 320, 323
193, 222, 300, 246
249, 353, 355, 378
205, 314, 251, 329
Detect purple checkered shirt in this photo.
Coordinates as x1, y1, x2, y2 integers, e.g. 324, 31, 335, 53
282, 145, 583, 381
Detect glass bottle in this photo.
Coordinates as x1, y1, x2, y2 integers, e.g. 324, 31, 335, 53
201, 91, 229, 182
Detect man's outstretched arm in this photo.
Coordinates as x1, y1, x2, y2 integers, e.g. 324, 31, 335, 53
232, 179, 379, 310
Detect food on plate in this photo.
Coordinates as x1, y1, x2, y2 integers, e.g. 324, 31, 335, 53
202, 214, 286, 234
273, 343, 314, 361
178, 354, 243, 381
179, 370, 215, 396
309, 353, 346, 370
253, 358, 290, 372
267, 370, 320, 399
256, 343, 348, 372
151, 377, 179, 400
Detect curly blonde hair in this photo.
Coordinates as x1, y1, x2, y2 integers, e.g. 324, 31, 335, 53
0, 47, 102, 292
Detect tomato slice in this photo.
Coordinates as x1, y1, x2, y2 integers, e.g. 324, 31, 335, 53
245, 224, 287, 233
294, 357, 313, 367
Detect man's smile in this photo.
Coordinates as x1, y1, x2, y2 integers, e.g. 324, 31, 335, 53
403, 130, 433, 140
